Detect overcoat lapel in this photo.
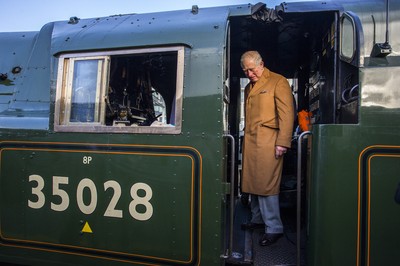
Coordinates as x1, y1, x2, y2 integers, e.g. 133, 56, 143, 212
248, 68, 270, 97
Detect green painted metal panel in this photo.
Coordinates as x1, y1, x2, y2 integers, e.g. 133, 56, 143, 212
307, 124, 359, 266
50, 5, 251, 55
358, 147, 400, 266
308, 121, 400, 266
0, 141, 202, 265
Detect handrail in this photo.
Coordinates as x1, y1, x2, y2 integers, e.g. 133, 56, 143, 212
297, 131, 311, 266
224, 134, 236, 257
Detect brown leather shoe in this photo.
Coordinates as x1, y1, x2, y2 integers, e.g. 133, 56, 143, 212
241, 222, 264, 230
259, 233, 283, 246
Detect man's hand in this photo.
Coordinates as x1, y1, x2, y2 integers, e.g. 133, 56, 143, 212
275, 145, 287, 159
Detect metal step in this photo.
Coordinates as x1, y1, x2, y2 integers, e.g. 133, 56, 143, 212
227, 199, 306, 266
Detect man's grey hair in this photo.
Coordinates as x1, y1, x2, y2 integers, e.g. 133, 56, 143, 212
240, 51, 263, 67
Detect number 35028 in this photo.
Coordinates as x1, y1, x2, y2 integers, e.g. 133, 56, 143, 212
28, 175, 153, 221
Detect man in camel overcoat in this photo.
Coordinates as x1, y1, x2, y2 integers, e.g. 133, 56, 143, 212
240, 51, 294, 246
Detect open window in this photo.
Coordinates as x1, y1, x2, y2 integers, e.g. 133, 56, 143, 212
54, 46, 184, 134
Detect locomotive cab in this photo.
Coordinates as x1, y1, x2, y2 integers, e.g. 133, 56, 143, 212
225, 1, 361, 264
224, 0, 400, 265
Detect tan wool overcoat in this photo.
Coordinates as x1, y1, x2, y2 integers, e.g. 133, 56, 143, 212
242, 67, 294, 196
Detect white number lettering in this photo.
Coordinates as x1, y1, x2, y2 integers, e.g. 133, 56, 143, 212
104, 180, 123, 218
77, 178, 97, 215
28, 174, 45, 209
28, 175, 154, 221
83, 156, 92, 164
51, 176, 70, 212
129, 182, 153, 221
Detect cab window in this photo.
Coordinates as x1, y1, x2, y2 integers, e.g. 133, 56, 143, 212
54, 46, 184, 134
340, 15, 355, 61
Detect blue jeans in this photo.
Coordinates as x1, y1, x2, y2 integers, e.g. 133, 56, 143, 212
250, 194, 283, 234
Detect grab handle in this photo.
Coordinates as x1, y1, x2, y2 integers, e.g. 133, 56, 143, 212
297, 131, 311, 266
224, 134, 236, 257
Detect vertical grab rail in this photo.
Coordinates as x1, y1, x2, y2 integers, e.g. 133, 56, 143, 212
224, 134, 236, 257
297, 131, 311, 266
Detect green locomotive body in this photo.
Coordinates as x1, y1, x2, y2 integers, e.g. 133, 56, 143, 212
0, 1, 399, 265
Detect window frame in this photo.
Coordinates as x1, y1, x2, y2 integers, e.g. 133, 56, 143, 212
60, 56, 109, 126
54, 46, 184, 134
340, 14, 356, 62
339, 11, 364, 66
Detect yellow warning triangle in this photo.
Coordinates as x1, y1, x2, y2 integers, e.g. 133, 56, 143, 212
82, 222, 93, 233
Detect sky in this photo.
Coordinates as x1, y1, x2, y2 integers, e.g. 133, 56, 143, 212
0, 0, 284, 32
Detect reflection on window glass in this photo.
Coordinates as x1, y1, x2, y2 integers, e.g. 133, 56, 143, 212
152, 90, 167, 125
341, 16, 355, 59
70, 60, 99, 122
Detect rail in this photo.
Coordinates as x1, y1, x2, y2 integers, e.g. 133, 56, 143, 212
296, 131, 311, 266
223, 134, 236, 258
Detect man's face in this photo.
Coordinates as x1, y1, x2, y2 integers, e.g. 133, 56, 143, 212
242, 58, 264, 83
